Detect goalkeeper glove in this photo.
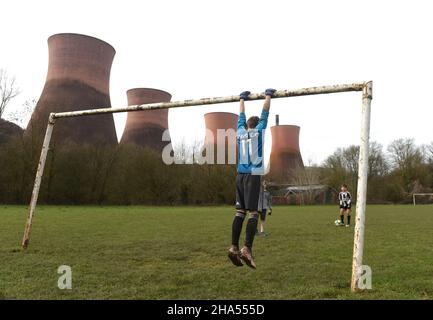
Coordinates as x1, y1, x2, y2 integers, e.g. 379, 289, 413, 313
239, 91, 251, 100
265, 88, 276, 97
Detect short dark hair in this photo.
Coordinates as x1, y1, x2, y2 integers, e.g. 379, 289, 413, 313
341, 184, 348, 188
247, 116, 259, 129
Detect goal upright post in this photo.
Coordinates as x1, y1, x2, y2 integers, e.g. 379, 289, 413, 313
351, 81, 373, 292
22, 113, 56, 249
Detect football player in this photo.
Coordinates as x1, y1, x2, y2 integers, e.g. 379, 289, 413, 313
228, 88, 276, 269
338, 184, 352, 227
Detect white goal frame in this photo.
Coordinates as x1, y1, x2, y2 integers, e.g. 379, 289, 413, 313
21, 81, 373, 292
413, 193, 433, 205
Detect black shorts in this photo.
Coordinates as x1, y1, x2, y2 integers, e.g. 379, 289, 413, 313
235, 173, 261, 212
259, 209, 267, 221
340, 203, 352, 210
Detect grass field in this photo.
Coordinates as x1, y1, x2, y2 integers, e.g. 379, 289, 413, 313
1, 204, 433, 300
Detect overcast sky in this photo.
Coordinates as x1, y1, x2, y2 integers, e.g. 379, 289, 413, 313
1, 0, 432, 164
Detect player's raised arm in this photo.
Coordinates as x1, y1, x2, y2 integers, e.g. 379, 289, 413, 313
262, 88, 276, 111
238, 91, 250, 129
256, 88, 276, 130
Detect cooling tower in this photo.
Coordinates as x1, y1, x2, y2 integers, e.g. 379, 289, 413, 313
268, 125, 304, 182
25, 33, 117, 145
204, 112, 237, 164
120, 88, 172, 151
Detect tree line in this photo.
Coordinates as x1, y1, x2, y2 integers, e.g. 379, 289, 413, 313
0, 137, 237, 205
1, 135, 432, 205
320, 139, 433, 204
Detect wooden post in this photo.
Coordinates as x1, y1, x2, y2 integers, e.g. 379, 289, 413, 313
22, 114, 55, 249
351, 81, 373, 291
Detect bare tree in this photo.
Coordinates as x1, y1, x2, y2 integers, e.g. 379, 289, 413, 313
428, 143, 433, 164
4, 98, 36, 128
421, 142, 433, 165
291, 164, 322, 204
0, 69, 20, 117
368, 142, 389, 177
323, 142, 389, 197
387, 138, 423, 171
292, 164, 320, 186
387, 138, 428, 195
323, 146, 357, 191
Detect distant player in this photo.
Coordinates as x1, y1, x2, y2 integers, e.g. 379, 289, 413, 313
228, 88, 276, 269
339, 184, 352, 227
257, 180, 272, 236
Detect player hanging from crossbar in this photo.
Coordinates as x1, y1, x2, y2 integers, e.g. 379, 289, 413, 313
228, 88, 276, 269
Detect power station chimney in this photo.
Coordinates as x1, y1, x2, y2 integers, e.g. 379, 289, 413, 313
120, 88, 172, 151
203, 112, 237, 164
26, 33, 117, 145
268, 124, 304, 182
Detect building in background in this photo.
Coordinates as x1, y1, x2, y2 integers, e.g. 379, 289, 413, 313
25, 33, 117, 145
268, 122, 304, 182
203, 112, 237, 164
120, 88, 171, 152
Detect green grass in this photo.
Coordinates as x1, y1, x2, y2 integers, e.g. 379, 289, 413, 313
1, 205, 433, 299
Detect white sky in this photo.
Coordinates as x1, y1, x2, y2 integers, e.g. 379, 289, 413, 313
1, 0, 432, 164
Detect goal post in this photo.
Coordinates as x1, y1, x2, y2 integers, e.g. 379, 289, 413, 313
21, 81, 373, 293
413, 193, 433, 205
351, 81, 373, 292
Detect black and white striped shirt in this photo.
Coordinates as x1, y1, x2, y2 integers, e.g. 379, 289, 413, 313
339, 191, 352, 205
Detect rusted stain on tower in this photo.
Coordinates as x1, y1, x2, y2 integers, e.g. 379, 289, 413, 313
204, 112, 237, 164
120, 88, 172, 151
268, 125, 304, 182
25, 33, 117, 145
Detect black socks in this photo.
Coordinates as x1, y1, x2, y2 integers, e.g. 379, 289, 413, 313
245, 214, 259, 248
340, 215, 351, 225
232, 212, 259, 249
232, 213, 245, 247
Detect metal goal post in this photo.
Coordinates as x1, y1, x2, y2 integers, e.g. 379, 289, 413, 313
413, 193, 433, 205
21, 81, 373, 292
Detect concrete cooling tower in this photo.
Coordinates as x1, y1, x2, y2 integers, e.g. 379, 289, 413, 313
268, 124, 304, 182
120, 88, 172, 151
26, 33, 117, 145
204, 112, 237, 164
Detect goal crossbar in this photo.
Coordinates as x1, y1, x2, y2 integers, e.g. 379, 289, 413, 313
21, 81, 373, 293
52, 82, 366, 119
413, 193, 433, 205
